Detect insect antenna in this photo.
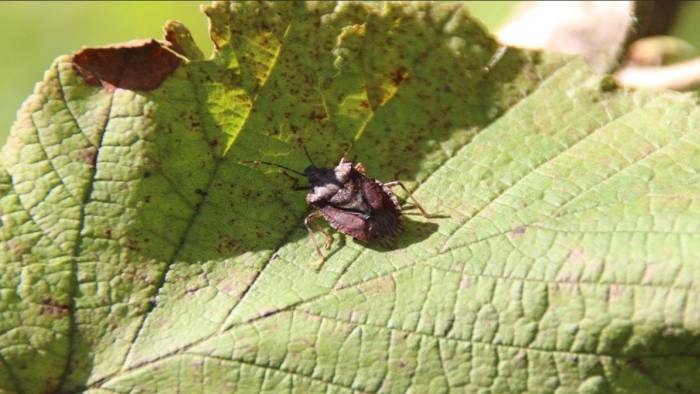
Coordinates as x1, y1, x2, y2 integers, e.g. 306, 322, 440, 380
239, 160, 306, 177
301, 144, 315, 167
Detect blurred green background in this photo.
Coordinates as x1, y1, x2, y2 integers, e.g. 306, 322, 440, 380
1, 1, 698, 144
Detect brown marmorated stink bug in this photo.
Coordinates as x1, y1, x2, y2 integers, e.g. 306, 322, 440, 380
241, 148, 430, 261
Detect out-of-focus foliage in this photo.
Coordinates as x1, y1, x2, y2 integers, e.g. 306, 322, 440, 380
669, 2, 700, 51
0, 1, 210, 144
462, 1, 520, 31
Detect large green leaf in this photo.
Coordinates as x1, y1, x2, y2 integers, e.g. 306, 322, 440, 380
1, 1, 699, 393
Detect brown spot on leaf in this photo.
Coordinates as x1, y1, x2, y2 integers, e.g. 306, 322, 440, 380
40, 298, 69, 317
185, 285, 203, 296
558, 273, 576, 283
607, 284, 626, 300
391, 67, 409, 85
79, 146, 97, 166
216, 234, 240, 254
5, 240, 28, 257
125, 238, 141, 251
308, 110, 329, 123
627, 357, 650, 375
510, 225, 526, 239
72, 39, 180, 91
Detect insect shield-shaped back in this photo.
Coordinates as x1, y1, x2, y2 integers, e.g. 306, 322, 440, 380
240, 154, 406, 262
304, 157, 402, 243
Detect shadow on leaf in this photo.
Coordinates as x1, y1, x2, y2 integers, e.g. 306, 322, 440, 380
355, 215, 440, 254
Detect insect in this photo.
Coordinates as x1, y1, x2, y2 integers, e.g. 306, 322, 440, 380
241, 148, 430, 260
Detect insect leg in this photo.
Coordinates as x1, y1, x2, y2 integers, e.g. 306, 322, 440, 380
304, 211, 334, 260
281, 171, 309, 191
484, 45, 507, 72
304, 211, 325, 260
384, 181, 431, 218
318, 225, 333, 250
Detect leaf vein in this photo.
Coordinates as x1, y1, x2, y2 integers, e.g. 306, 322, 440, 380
295, 309, 693, 360
55, 63, 94, 147
426, 260, 700, 293
201, 354, 368, 394
29, 111, 81, 204
56, 91, 116, 392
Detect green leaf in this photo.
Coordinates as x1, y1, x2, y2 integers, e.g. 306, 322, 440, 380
2, 2, 699, 393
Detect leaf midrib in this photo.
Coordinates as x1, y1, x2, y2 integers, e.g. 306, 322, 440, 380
118, 20, 294, 374
55, 85, 116, 392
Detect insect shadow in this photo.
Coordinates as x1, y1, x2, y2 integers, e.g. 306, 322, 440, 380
323, 213, 440, 260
